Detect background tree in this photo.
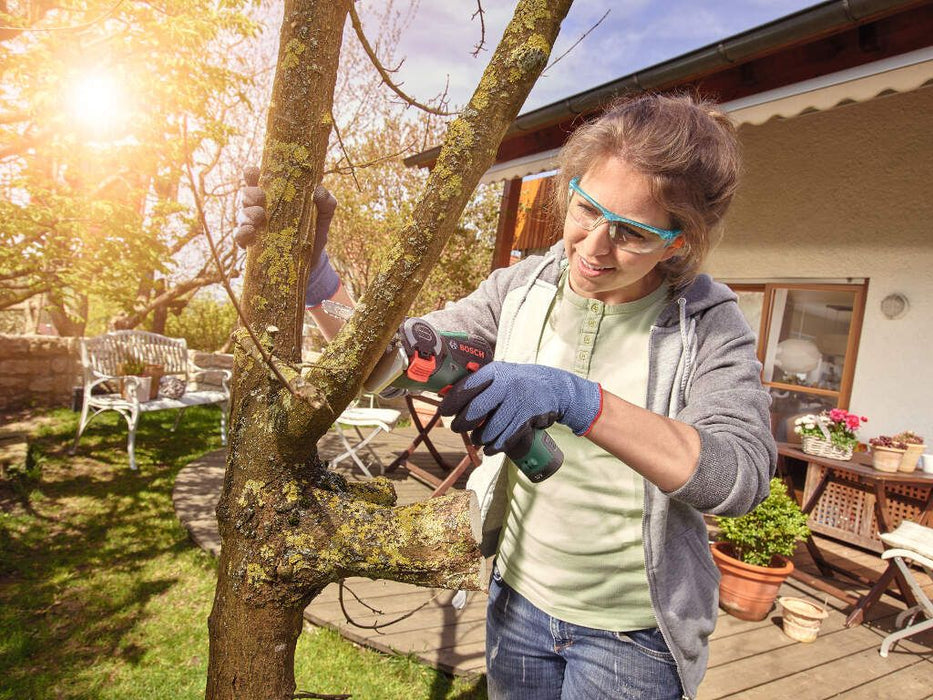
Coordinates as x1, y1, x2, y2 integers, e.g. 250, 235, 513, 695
205, 0, 573, 697
0, 0, 258, 335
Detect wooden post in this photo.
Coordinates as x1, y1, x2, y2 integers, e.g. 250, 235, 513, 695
491, 177, 522, 271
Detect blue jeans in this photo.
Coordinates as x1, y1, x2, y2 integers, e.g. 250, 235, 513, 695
486, 567, 684, 699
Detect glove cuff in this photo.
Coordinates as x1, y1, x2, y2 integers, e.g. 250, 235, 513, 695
567, 378, 603, 436
304, 251, 341, 308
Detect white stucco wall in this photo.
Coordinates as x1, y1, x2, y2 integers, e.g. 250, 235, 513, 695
706, 86, 933, 442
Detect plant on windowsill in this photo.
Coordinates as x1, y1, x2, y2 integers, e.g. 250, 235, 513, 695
710, 478, 811, 621
869, 432, 926, 473
793, 408, 866, 461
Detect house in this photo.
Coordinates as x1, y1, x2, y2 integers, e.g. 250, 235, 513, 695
406, 0, 933, 442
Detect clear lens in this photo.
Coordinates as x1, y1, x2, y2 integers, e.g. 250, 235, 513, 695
568, 195, 667, 254
607, 222, 667, 254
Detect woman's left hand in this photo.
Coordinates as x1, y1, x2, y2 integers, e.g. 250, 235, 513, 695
439, 361, 602, 455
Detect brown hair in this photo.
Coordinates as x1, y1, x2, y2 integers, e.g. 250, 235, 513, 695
552, 93, 740, 288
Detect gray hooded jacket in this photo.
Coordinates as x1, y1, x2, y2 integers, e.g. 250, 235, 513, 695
426, 241, 776, 698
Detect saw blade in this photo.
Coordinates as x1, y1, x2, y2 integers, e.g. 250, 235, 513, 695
321, 299, 354, 321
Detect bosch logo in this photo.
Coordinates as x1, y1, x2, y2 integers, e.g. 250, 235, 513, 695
449, 340, 459, 350
458, 343, 486, 358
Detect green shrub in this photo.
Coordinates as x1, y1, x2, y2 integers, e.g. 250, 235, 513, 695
165, 293, 237, 352
715, 478, 810, 567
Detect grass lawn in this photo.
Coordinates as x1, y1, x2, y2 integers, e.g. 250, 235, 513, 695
0, 406, 486, 700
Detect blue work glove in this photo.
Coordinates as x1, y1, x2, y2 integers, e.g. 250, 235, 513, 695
234, 166, 266, 248
234, 166, 340, 307
439, 362, 603, 456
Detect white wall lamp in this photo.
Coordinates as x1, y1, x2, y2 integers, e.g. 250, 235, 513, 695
880, 293, 909, 320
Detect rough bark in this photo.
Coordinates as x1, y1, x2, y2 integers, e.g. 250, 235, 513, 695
205, 1, 573, 698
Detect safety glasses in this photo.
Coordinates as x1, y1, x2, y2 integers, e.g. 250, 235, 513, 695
567, 177, 681, 254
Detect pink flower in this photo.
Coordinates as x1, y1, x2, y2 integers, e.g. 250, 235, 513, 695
845, 414, 861, 430
829, 408, 846, 423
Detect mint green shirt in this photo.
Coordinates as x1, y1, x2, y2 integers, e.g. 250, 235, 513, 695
495, 277, 669, 630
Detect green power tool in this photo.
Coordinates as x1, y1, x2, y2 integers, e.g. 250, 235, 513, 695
325, 302, 563, 482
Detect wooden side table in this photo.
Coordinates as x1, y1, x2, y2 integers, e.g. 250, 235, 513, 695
386, 395, 481, 497
776, 443, 933, 626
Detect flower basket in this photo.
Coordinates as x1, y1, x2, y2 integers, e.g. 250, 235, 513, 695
801, 435, 853, 461
899, 443, 926, 472
871, 445, 905, 473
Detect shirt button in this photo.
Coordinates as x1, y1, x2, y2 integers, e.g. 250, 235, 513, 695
590, 303, 600, 312
583, 336, 593, 345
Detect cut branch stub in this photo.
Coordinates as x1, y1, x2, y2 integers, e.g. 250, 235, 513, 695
224, 473, 484, 607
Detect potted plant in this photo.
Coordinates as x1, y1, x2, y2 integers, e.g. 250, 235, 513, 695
869, 431, 925, 472
118, 358, 163, 402
711, 478, 811, 621
793, 408, 866, 461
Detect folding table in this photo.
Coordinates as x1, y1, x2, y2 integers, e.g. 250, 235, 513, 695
386, 394, 481, 497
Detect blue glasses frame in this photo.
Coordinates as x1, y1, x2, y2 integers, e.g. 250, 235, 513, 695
568, 177, 681, 243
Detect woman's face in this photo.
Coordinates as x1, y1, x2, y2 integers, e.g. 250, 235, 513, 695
563, 156, 680, 305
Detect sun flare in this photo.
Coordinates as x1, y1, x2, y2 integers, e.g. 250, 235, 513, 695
66, 70, 127, 135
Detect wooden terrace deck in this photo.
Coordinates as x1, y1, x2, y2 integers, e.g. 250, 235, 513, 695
178, 420, 933, 697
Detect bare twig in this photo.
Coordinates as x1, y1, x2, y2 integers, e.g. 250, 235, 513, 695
329, 113, 362, 192
471, 1, 487, 57
338, 581, 446, 632
348, 4, 457, 117
323, 141, 418, 178
544, 9, 610, 74
181, 120, 300, 398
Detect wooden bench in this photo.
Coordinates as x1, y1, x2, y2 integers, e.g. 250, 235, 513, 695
70, 330, 231, 470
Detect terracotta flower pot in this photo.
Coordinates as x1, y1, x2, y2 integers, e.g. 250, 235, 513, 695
871, 445, 905, 473
710, 542, 794, 621
778, 596, 828, 642
899, 443, 926, 472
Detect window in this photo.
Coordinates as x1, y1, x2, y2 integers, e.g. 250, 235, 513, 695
730, 283, 867, 442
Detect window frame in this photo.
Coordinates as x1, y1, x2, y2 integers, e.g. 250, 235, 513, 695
728, 281, 868, 411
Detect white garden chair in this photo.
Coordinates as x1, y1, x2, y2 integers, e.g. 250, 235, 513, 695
330, 395, 401, 478
877, 521, 933, 657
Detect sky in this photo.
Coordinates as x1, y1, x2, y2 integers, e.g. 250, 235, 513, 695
358, 0, 821, 114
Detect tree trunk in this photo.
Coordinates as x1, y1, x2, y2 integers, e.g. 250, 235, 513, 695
46, 290, 87, 337
205, 1, 573, 697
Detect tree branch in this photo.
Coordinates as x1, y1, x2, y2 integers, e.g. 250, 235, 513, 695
544, 9, 610, 74
182, 122, 302, 399
471, 1, 487, 57
348, 4, 457, 117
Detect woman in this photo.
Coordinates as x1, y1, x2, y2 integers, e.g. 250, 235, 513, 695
239, 93, 775, 699
423, 94, 776, 699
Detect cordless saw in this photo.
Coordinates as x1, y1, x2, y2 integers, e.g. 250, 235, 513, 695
324, 301, 563, 482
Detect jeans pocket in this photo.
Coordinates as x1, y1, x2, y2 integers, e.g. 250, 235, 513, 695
491, 561, 503, 583
613, 627, 677, 665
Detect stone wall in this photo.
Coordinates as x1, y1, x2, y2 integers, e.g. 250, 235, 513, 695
0, 334, 81, 412
0, 333, 234, 413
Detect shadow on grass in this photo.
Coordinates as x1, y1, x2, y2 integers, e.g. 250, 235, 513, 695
0, 406, 224, 698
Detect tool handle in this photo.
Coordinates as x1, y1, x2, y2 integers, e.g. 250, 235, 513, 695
507, 429, 563, 482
